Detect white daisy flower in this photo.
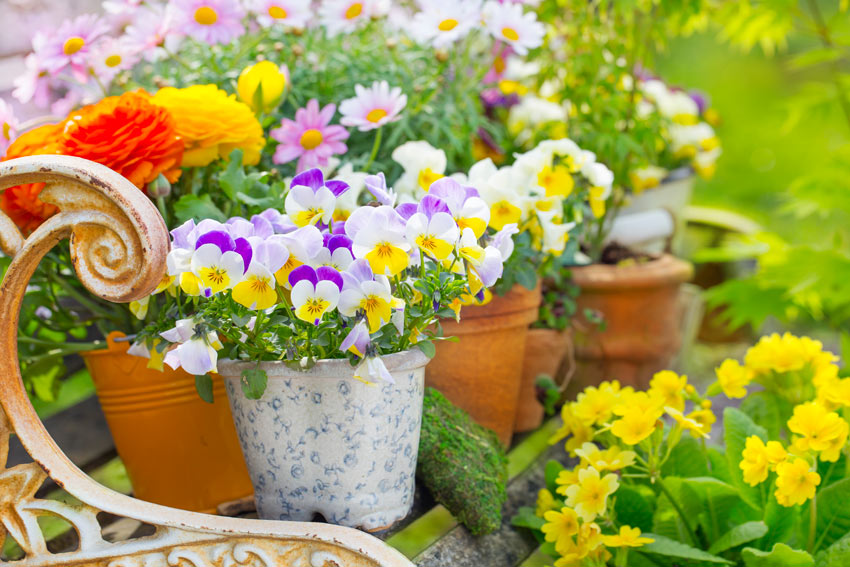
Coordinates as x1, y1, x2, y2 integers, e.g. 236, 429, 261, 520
319, 0, 375, 36
482, 1, 544, 56
407, 0, 482, 48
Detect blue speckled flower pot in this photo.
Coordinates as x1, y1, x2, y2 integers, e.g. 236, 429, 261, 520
219, 350, 428, 531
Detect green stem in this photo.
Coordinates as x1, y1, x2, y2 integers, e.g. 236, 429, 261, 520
808, 493, 817, 553
363, 127, 383, 173
657, 477, 701, 548
156, 195, 170, 226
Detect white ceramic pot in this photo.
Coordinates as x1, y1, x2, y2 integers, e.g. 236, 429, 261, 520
607, 169, 695, 255
219, 349, 429, 531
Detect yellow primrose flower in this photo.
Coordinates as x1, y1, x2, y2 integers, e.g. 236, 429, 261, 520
237, 61, 288, 112
819, 377, 850, 409
740, 436, 769, 486
649, 370, 688, 412
541, 506, 580, 546
153, 84, 264, 167
744, 333, 819, 376
550, 404, 595, 457
788, 402, 849, 460
564, 467, 619, 522
666, 407, 710, 439
535, 489, 559, 518
715, 359, 752, 399
774, 458, 820, 507
573, 381, 627, 427
611, 407, 660, 446
613, 390, 665, 417
602, 525, 654, 548
574, 443, 637, 472
555, 467, 581, 497
687, 408, 717, 438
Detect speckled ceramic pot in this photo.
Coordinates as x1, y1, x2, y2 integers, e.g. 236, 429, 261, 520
219, 349, 429, 532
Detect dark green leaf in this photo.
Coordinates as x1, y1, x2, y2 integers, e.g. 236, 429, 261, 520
741, 544, 814, 567
195, 374, 214, 403
708, 521, 768, 555
816, 478, 850, 551
173, 194, 227, 223
724, 408, 767, 511
241, 367, 268, 400
641, 533, 733, 564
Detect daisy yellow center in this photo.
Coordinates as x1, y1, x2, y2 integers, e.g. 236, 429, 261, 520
104, 54, 122, 67
366, 108, 388, 123
501, 27, 519, 41
438, 18, 459, 32
63, 37, 85, 56
194, 6, 219, 25
300, 128, 324, 150
345, 2, 363, 19
268, 5, 288, 18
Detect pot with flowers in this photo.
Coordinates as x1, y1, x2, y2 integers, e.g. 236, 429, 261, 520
419, 137, 614, 444
129, 167, 508, 530
492, 0, 717, 391
4, 0, 546, 510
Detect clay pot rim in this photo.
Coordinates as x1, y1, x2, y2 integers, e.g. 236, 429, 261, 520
218, 348, 430, 378
570, 254, 692, 290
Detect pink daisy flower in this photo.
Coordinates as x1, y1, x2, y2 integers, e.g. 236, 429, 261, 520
339, 81, 407, 132
172, 0, 246, 45
12, 53, 52, 107
124, 3, 183, 62
87, 36, 141, 83
271, 99, 350, 172
35, 14, 110, 82
248, 0, 312, 28
0, 100, 19, 159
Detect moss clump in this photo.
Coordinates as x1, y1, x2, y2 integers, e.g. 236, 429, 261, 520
416, 387, 509, 535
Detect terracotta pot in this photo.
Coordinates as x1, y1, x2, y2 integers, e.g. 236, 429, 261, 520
514, 328, 574, 433
81, 332, 253, 512
426, 283, 541, 446
568, 255, 693, 396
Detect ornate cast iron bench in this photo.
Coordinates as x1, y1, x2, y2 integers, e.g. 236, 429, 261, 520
0, 155, 413, 567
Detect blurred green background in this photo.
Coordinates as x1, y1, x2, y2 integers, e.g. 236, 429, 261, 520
657, 32, 847, 243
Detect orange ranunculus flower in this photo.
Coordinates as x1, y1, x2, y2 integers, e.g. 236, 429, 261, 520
61, 91, 184, 187
0, 124, 63, 234
1, 91, 183, 233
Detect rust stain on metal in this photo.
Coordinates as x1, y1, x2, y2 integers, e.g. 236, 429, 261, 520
0, 156, 414, 567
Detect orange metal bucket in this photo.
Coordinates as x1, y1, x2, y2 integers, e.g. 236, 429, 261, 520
81, 332, 253, 512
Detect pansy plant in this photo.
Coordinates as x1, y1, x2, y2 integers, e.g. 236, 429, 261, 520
130, 167, 511, 399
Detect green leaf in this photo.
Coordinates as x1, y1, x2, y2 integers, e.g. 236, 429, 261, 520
614, 485, 654, 533
708, 521, 768, 555
194, 375, 214, 403
815, 533, 850, 567
761, 492, 796, 548
741, 544, 814, 567
241, 367, 268, 400
544, 460, 565, 494
841, 331, 850, 365
173, 194, 227, 224
511, 506, 545, 531
724, 408, 767, 511
416, 340, 436, 358
219, 149, 246, 199
662, 437, 709, 478
816, 478, 850, 551
740, 391, 786, 441
788, 47, 844, 70
641, 533, 732, 564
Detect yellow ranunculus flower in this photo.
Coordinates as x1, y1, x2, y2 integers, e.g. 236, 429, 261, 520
774, 458, 820, 507
153, 84, 265, 167
237, 61, 288, 112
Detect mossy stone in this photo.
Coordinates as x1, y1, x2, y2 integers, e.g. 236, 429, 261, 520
416, 387, 509, 535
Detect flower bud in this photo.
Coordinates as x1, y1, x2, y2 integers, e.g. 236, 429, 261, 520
237, 61, 289, 113
147, 173, 171, 198
435, 49, 449, 63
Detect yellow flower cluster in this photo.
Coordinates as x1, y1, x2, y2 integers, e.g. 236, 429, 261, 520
741, 399, 848, 507
152, 84, 265, 167
551, 371, 715, 454
713, 333, 841, 404
537, 439, 651, 565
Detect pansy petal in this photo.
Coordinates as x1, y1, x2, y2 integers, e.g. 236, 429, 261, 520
234, 237, 253, 273
195, 230, 236, 253
292, 168, 325, 191
316, 266, 343, 290
289, 264, 318, 288
326, 179, 350, 197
